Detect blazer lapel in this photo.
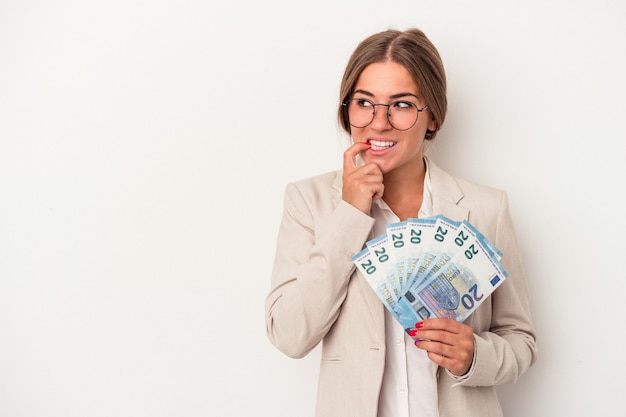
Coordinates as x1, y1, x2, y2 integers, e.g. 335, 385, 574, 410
426, 156, 469, 222
332, 170, 344, 207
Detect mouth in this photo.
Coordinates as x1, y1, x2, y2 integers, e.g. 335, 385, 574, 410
367, 139, 397, 151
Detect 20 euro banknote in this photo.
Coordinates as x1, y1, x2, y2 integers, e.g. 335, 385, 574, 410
353, 215, 508, 331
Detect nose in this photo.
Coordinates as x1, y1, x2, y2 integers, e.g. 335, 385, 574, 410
370, 104, 392, 130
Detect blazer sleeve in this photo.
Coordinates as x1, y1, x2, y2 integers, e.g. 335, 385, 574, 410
265, 180, 375, 359
458, 191, 538, 387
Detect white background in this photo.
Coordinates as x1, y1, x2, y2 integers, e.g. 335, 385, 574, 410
1, 1, 625, 416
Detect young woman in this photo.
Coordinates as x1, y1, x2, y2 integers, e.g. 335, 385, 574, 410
265, 28, 537, 417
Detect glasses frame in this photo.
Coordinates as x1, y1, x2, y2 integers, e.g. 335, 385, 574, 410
342, 98, 428, 131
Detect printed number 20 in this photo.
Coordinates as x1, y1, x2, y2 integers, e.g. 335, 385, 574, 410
461, 284, 484, 310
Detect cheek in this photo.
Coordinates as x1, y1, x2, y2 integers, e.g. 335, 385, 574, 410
403, 130, 426, 147
350, 129, 367, 143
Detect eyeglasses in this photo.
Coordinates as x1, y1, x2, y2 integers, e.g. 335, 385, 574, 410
342, 98, 428, 131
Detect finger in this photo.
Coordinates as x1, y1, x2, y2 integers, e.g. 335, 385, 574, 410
364, 178, 384, 201
342, 141, 371, 173
415, 336, 472, 363
342, 176, 385, 212
422, 342, 473, 376
343, 158, 384, 186
425, 350, 460, 370
413, 318, 459, 333
410, 319, 471, 347
412, 322, 474, 369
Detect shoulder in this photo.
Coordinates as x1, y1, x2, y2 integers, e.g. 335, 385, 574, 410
284, 170, 341, 200
428, 157, 507, 205
427, 157, 510, 237
456, 175, 507, 205
280, 170, 342, 217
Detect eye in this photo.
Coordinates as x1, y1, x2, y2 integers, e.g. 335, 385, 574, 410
356, 99, 374, 108
392, 100, 415, 110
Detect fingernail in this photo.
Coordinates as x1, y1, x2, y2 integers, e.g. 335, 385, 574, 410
414, 340, 420, 347
415, 321, 424, 329
407, 329, 417, 337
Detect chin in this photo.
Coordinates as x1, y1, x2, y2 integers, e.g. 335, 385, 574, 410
372, 160, 393, 174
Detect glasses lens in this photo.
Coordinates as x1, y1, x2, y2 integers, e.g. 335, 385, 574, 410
388, 101, 418, 131
346, 99, 374, 128
346, 99, 419, 130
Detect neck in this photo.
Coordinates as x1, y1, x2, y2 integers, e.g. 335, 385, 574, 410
382, 157, 426, 221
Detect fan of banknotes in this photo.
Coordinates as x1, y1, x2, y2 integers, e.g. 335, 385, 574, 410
352, 215, 507, 332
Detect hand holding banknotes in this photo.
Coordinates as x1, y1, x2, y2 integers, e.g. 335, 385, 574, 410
353, 214, 509, 375
409, 318, 475, 376
342, 141, 384, 215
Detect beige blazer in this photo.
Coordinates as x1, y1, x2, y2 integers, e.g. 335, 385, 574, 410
265, 157, 538, 417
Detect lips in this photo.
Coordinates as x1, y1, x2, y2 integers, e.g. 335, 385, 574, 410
368, 139, 397, 151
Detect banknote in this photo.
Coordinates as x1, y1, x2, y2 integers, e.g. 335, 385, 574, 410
353, 246, 400, 315
405, 215, 458, 291
365, 233, 402, 299
385, 221, 409, 290
460, 220, 502, 261
402, 217, 438, 289
398, 222, 508, 322
353, 246, 415, 325
353, 215, 508, 331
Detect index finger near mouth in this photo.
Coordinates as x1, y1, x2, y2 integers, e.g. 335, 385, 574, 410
343, 141, 370, 172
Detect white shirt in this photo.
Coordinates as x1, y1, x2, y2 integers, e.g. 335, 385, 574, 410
372, 160, 439, 417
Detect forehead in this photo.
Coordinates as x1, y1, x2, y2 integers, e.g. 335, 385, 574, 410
354, 61, 419, 97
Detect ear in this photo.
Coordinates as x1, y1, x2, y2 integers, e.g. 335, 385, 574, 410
428, 115, 438, 132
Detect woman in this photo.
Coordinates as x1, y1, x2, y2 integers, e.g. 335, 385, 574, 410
265, 28, 537, 417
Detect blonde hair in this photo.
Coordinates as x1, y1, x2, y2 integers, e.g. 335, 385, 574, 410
338, 28, 447, 140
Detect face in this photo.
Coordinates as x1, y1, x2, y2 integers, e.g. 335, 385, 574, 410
350, 61, 436, 176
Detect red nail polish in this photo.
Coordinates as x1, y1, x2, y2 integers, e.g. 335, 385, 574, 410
415, 321, 424, 329
407, 329, 417, 337
414, 340, 420, 347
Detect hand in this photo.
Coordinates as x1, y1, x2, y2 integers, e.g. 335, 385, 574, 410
342, 142, 384, 216
409, 318, 475, 377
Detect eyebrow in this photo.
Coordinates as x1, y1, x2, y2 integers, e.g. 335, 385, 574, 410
353, 89, 420, 100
